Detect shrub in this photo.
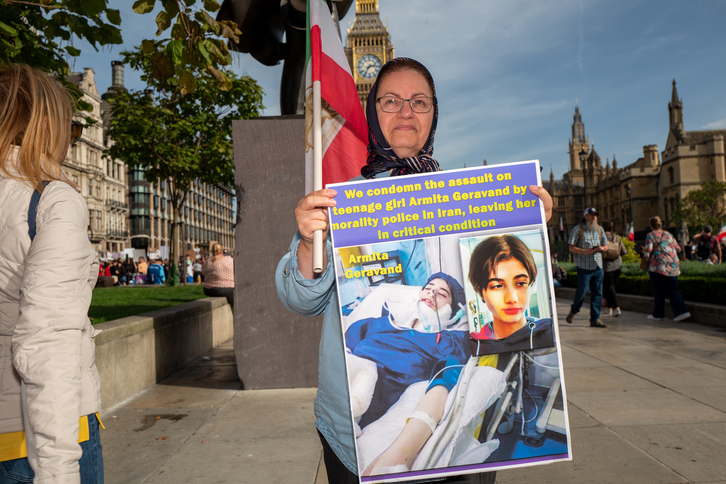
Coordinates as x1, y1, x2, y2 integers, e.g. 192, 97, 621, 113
560, 265, 726, 304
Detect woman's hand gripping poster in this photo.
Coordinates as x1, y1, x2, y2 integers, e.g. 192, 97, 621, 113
328, 160, 572, 483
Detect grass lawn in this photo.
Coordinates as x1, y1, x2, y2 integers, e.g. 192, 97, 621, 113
89, 285, 206, 324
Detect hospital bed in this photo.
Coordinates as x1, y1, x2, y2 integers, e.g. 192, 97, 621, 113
343, 283, 567, 473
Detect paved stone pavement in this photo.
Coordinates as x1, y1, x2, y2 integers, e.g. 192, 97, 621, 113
102, 298, 726, 483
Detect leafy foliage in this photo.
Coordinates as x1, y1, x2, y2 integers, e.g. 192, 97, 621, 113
105, 41, 263, 283
671, 180, 726, 235
130, 0, 240, 93
0, 0, 123, 111
561, 261, 726, 304
621, 239, 640, 263
106, 46, 263, 192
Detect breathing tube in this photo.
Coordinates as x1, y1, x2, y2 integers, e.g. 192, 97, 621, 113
426, 288, 467, 343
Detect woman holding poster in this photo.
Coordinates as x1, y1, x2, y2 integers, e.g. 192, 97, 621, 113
276, 58, 553, 483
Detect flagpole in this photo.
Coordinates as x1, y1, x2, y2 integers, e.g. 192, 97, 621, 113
312, 78, 324, 274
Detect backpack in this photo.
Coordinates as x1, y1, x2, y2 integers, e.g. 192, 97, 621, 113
697, 235, 713, 260
27, 181, 50, 241
603, 235, 621, 260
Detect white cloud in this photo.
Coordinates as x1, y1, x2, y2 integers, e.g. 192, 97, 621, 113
702, 119, 726, 130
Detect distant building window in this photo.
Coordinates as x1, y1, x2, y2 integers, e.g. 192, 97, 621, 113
668, 167, 674, 184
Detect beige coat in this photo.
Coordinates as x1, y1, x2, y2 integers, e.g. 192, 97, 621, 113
0, 172, 101, 483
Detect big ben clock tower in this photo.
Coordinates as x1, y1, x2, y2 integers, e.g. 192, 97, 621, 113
345, 0, 394, 110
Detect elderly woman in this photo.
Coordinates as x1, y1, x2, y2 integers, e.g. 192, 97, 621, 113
0, 65, 104, 483
276, 58, 553, 483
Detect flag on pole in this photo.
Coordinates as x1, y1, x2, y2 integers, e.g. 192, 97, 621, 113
305, 0, 369, 193
718, 224, 726, 242
628, 222, 635, 242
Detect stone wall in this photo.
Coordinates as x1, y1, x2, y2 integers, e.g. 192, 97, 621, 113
94, 297, 233, 412
554, 287, 726, 328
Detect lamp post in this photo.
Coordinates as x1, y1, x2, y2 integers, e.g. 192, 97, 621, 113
626, 183, 633, 231
579, 148, 589, 208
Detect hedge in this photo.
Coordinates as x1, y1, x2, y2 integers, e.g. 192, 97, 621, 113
561, 271, 726, 305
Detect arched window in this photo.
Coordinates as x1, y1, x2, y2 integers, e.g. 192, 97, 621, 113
664, 199, 669, 221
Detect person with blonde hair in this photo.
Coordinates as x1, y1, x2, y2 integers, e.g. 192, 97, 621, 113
643, 216, 691, 322
0, 65, 104, 483
202, 243, 235, 307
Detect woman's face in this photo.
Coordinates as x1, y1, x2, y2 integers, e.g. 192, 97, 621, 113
419, 278, 452, 312
480, 258, 532, 332
375, 70, 434, 159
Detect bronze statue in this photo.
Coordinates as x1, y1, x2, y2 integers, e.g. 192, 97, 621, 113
218, 0, 354, 115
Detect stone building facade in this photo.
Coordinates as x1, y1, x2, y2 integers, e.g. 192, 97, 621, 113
126, 175, 235, 257
70, 62, 236, 259
546, 81, 726, 244
66, 67, 129, 256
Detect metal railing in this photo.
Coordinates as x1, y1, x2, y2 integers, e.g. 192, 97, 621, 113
105, 230, 129, 238
106, 199, 128, 210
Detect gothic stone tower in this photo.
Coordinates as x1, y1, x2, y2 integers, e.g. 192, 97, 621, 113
344, 0, 394, 110
568, 104, 591, 182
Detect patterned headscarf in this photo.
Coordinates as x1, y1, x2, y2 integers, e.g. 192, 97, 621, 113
361, 58, 440, 179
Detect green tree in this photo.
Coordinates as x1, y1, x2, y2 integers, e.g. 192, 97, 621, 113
0, 0, 123, 111
671, 180, 726, 235
105, 0, 256, 282
130, 0, 241, 93
106, 43, 263, 284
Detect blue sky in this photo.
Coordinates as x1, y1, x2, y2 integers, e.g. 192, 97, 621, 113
71, 0, 726, 180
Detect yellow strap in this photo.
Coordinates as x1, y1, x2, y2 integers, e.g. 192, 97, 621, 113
0, 414, 103, 462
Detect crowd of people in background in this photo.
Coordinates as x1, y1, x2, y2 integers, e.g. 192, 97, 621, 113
95, 247, 235, 288
683, 225, 723, 264
551, 209, 720, 324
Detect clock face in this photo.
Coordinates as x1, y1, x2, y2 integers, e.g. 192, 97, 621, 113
357, 54, 382, 80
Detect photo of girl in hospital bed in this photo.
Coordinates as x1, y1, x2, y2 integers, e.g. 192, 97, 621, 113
338, 234, 567, 481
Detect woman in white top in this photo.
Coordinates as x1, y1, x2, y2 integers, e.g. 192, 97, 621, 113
0, 65, 104, 483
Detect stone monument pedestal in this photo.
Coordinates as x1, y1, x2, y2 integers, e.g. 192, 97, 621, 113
232, 116, 322, 389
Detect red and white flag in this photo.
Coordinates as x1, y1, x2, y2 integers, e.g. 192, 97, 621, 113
718, 224, 726, 242
305, 0, 368, 193
628, 222, 634, 242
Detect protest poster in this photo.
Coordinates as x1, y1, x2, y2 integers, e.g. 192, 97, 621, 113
328, 160, 571, 483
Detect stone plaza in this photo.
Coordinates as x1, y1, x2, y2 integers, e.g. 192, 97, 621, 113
101, 297, 726, 484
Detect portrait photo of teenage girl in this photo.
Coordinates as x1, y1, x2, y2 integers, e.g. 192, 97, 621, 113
461, 231, 555, 356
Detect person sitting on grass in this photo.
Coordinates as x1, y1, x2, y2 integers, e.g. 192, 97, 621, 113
147, 259, 166, 285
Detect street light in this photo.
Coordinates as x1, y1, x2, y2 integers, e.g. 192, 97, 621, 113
579, 148, 589, 208
626, 183, 633, 231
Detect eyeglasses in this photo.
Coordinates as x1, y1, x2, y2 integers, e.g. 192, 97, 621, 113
71, 121, 84, 144
376, 95, 434, 113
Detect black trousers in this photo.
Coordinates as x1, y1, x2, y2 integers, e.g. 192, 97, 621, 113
203, 286, 234, 307
603, 268, 621, 309
317, 431, 496, 484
